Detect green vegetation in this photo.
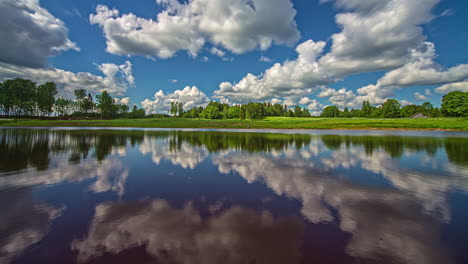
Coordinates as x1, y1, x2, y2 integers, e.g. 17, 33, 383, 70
0, 78, 146, 119
0, 116, 467, 130
1, 78, 467, 130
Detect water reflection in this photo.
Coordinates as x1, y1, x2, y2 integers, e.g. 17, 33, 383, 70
72, 200, 304, 264
0, 128, 467, 263
0, 188, 62, 264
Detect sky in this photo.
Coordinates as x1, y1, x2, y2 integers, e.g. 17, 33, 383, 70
0, 0, 467, 115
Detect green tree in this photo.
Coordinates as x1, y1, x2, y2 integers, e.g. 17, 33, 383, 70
441, 91, 468, 117
8, 78, 37, 116
381, 99, 401, 118
74, 89, 87, 114
321, 106, 341, 117
401, 104, 423, 118
36, 82, 57, 116
421, 102, 434, 116
341, 107, 350, 118
200, 105, 222, 119
361, 100, 375, 117
96, 91, 115, 119
177, 102, 184, 117
225, 106, 241, 119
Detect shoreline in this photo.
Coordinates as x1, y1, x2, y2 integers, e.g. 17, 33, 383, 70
0, 124, 466, 132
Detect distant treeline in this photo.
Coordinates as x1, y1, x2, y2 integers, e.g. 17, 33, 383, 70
320, 92, 467, 118
171, 101, 312, 120
1, 78, 466, 120
167, 91, 467, 119
0, 78, 145, 119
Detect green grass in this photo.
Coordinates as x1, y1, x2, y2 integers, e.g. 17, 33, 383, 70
1, 117, 467, 130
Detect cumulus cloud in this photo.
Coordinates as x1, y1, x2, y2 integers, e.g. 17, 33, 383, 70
214, 0, 468, 106
90, 0, 300, 59
72, 200, 303, 264
435, 81, 468, 94
0, 0, 78, 68
355, 42, 468, 104
0, 61, 135, 96
141, 86, 210, 114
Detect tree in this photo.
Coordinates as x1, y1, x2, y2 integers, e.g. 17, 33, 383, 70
177, 102, 184, 117
401, 104, 422, 118
225, 106, 241, 119
441, 91, 468, 117
74, 89, 87, 114
421, 102, 434, 116
5, 78, 36, 116
83, 93, 95, 114
36, 82, 57, 116
361, 100, 375, 117
321, 106, 341, 117
55, 97, 71, 116
341, 107, 350, 118
381, 99, 401, 118
170, 102, 177, 116
200, 105, 221, 119
96, 91, 115, 119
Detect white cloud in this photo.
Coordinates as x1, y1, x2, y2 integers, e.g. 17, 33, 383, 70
141, 86, 210, 114
259, 56, 273, 63
214, 0, 468, 107
0, 0, 78, 68
0, 61, 135, 96
90, 0, 300, 59
435, 81, 468, 94
355, 42, 468, 104
414, 92, 429, 101
210, 47, 226, 58
114, 97, 130, 105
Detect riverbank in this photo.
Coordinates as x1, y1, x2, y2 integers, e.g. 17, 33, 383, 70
0, 117, 467, 131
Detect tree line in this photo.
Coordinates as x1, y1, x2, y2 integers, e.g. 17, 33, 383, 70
320, 91, 467, 118
171, 101, 312, 119
0, 78, 145, 119
1, 78, 466, 120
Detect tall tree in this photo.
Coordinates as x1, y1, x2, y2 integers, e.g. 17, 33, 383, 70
361, 100, 375, 117
36, 82, 57, 116
441, 91, 468, 117
381, 99, 401, 118
74, 89, 87, 114
96, 91, 115, 119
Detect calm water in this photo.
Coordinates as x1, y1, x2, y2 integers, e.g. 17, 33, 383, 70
0, 128, 467, 264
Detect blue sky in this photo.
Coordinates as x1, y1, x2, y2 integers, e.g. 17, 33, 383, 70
0, 0, 467, 114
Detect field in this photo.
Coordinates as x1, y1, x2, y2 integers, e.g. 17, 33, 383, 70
0, 117, 467, 131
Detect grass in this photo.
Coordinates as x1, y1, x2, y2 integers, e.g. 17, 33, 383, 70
0, 117, 467, 131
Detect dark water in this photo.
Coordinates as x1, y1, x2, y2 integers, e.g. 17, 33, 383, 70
0, 128, 467, 264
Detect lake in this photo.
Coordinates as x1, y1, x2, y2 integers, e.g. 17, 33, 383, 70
0, 128, 467, 264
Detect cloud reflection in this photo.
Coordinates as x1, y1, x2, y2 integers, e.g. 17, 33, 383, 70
72, 200, 304, 264
0, 188, 62, 264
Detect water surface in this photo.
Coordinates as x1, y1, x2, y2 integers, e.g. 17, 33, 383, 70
0, 128, 467, 264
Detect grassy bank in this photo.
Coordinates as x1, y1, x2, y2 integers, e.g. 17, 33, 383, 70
1, 117, 467, 131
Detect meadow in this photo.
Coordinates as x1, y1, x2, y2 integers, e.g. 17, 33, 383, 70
1, 117, 467, 131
